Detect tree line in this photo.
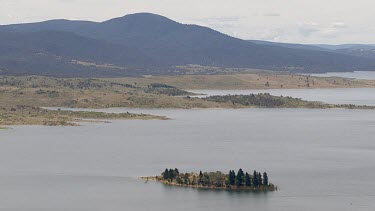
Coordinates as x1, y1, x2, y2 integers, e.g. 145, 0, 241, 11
227, 169, 268, 187
160, 168, 274, 189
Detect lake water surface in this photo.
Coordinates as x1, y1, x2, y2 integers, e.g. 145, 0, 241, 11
1, 106, 375, 211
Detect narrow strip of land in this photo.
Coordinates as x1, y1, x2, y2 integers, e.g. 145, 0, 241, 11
1, 74, 374, 127
0, 106, 167, 127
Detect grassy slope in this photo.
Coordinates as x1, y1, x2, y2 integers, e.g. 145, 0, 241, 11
0, 77, 179, 126
0, 76, 221, 127
111, 73, 375, 90
0, 76, 224, 109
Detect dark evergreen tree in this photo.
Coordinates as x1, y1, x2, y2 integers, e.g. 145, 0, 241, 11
253, 171, 258, 187
245, 172, 251, 187
168, 169, 175, 179
163, 168, 169, 180
228, 170, 235, 186
258, 172, 262, 186
263, 172, 268, 186
198, 171, 203, 185
236, 168, 245, 186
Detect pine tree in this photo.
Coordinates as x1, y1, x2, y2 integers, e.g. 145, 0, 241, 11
168, 169, 175, 180
163, 168, 169, 180
236, 168, 245, 186
228, 170, 235, 186
198, 171, 203, 185
245, 172, 251, 187
253, 171, 258, 187
258, 172, 262, 186
263, 172, 268, 186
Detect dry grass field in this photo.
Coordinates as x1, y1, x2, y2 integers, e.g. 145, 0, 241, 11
110, 73, 375, 90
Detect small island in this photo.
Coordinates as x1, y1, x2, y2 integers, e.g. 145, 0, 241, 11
142, 168, 277, 191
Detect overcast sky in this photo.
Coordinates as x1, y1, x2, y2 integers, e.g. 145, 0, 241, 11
1, 0, 374, 44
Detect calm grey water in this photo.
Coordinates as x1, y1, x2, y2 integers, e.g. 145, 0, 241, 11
1, 107, 375, 211
307, 71, 375, 80
192, 88, 375, 106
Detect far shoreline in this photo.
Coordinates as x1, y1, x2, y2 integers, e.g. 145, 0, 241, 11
186, 87, 375, 91
2, 74, 375, 128
110, 73, 375, 90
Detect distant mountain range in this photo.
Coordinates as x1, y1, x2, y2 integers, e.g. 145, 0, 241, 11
1, 13, 375, 77
315, 44, 375, 51
249, 40, 375, 58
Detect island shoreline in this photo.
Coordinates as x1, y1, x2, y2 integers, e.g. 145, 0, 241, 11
140, 176, 278, 191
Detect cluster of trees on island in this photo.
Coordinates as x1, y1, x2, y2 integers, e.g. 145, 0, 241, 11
159, 168, 276, 190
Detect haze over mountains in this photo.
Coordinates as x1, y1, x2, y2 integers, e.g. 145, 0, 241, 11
1, 13, 375, 77
249, 40, 375, 58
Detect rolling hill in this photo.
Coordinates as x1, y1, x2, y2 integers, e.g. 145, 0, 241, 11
335, 45, 375, 59
1, 13, 375, 77
0, 30, 158, 77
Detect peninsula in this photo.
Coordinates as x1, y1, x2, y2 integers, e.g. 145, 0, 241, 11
1, 75, 375, 128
